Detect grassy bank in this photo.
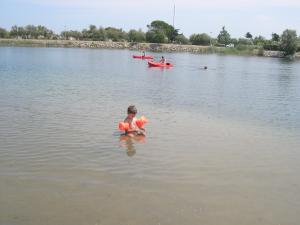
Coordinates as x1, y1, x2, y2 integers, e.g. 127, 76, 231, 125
0, 38, 95, 48
1, 38, 298, 58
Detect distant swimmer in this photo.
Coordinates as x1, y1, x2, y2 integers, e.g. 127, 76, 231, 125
204, 66, 208, 70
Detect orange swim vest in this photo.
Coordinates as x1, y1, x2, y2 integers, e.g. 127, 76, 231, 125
118, 116, 148, 131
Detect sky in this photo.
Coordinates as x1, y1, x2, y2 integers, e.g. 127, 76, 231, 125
0, 0, 299, 38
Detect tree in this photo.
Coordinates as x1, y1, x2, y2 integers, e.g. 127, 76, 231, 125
280, 29, 297, 56
245, 32, 253, 39
271, 33, 280, 42
238, 38, 253, 45
217, 26, 231, 45
89, 25, 97, 32
189, 33, 211, 45
61, 30, 82, 40
0, 27, 9, 38
145, 29, 166, 43
9, 25, 54, 39
263, 40, 280, 51
253, 35, 266, 45
230, 38, 238, 46
10, 25, 24, 38
81, 25, 106, 41
147, 20, 178, 42
105, 27, 128, 41
128, 29, 146, 42
93, 27, 106, 41
35, 25, 54, 39
174, 34, 189, 44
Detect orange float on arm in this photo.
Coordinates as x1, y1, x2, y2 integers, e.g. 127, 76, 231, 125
118, 122, 130, 131
135, 116, 148, 128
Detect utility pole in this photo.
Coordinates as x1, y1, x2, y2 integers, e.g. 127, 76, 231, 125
64, 25, 67, 40
172, 3, 175, 28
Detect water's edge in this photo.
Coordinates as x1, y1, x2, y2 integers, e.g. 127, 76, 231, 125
1, 38, 299, 58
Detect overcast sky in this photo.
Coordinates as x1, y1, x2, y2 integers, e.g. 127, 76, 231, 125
1, 0, 299, 38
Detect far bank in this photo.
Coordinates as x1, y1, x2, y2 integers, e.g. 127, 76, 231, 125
1, 38, 299, 59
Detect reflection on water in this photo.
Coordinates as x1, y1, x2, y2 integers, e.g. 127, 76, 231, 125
0, 47, 300, 225
119, 134, 146, 157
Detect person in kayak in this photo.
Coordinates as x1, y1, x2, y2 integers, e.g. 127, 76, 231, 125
160, 56, 167, 64
124, 105, 146, 137
142, 51, 146, 57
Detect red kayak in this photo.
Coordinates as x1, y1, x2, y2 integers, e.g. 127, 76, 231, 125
148, 61, 173, 68
133, 55, 154, 59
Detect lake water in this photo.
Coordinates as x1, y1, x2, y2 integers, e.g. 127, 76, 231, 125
0, 47, 300, 225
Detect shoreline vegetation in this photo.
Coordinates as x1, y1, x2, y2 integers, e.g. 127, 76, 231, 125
1, 38, 299, 59
0, 21, 299, 58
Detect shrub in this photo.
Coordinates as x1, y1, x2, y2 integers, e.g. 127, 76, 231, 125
0, 27, 9, 38
280, 29, 297, 56
146, 29, 166, 43
174, 34, 189, 44
190, 33, 211, 45
230, 38, 238, 46
238, 38, 253, 45
263, 40, 280, 51
105, 27, 128, 41
253, 36, 266, 46
128, 29, 145, 42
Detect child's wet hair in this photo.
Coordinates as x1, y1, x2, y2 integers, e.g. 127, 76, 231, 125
127, 105, 137, 114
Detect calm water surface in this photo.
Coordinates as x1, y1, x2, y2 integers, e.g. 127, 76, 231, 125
0, 47, 300, 225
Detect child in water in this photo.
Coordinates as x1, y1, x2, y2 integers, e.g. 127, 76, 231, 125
124, 105, 146, 137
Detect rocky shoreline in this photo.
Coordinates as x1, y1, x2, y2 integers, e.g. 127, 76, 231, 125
1, 38, 299, 59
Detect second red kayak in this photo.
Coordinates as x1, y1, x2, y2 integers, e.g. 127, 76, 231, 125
133, 55, 154, 59
148, 61, 173, 68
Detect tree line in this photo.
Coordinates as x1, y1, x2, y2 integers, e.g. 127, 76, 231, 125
0, 20, 299, 56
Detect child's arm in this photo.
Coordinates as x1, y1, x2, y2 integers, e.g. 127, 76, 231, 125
127, 127, 138, 133
137, 127, 146, 135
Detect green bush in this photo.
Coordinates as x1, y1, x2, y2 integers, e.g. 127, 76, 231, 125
174, 34, 189, 44
230, 38, 238, 46
61, 30, 82, 40
81, 26, 106, 41
128, 29, 145, 42
280, 29, 297, 56
263, 40, 280, 51
271, 33, 280, 42
146, 29, 166, 43
0, 28, 9, 38
236, 44, 249, 51
105, 27, 128, 41
238, 38, 253, 45
253, 36, 266, 46
190, 33, 211, 45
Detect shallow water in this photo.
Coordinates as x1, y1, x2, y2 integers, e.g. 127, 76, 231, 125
0, 47, 300, 225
